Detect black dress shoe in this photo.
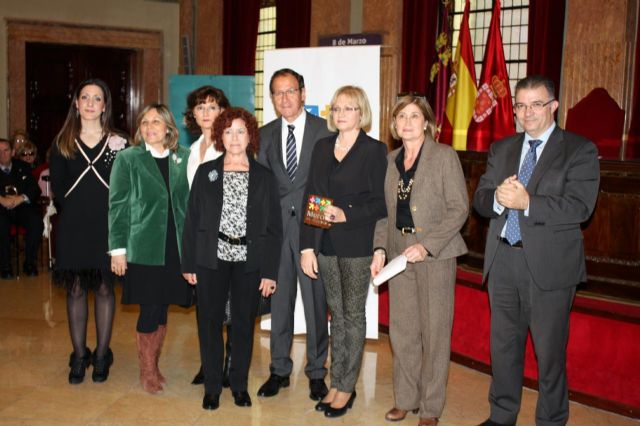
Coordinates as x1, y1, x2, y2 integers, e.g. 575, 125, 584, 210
478, 419, 515, 426
0, 269, 13, 280
232, 390, 252, 407
315, 400, 331, 412
192, 365, 204, 385
91, 348, 113, 383
68, 347, 91, 384
324, 391, 356, 418
257, 374, 289, 397
309, 378, 328, 401
23, 264, 38, 277
202, 393, 220, 410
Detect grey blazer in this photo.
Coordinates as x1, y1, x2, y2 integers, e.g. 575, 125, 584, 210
258, 112, 334, 241
473, 126, 600, 290
374, 137, 469, 259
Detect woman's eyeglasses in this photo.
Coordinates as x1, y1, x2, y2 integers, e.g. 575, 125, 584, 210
20, 151, 35, 157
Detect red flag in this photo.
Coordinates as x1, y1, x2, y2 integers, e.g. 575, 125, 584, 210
467, 0, 515, 151
429, 1, 452, 141
440, 0, 477, 149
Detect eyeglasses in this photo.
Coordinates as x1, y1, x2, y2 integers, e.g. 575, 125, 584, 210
272, 88, 299, 98
513, 99, 555, 113
330, 106, 360, 114
20, 152, 35, 157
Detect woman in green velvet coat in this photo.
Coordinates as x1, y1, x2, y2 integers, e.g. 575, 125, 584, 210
108, 103, 191, 395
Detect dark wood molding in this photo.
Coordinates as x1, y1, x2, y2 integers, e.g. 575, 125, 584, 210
7, 19, 163, 137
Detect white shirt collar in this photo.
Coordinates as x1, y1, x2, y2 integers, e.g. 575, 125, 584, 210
144, 143, 170, 158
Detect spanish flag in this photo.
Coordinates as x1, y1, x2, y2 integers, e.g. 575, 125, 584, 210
440, 0, 477, 150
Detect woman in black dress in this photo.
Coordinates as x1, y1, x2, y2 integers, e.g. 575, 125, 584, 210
50, 78, 128, 384
109, 103, 191, 395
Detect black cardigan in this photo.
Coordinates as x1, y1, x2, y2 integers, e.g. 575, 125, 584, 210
300, 130, 387, 257
181, 154, 283, 280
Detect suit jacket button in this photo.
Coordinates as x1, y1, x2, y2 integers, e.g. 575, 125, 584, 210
348, 204, 353, 208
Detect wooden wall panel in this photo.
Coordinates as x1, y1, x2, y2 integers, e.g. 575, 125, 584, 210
458, 152, 640, 300
310, 0, 350, 46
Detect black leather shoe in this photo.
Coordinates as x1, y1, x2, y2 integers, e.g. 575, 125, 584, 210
309, 378, 328, 401
324, 391, 356, 418
478, 419, 515, 426
315, 400, 331, 412
91, 348, 113, 382
202, 393, 220, 410
23, 264, 38, 277
0, 269, 13, 280
191, 365, 204, 385
257, 374, 289, 397
68, 347, 91, 384
232, 391, 252, 407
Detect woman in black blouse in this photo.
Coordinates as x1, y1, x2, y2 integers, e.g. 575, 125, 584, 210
50, 78, 128, 384
300, 85, 387, 418
182, 108, 282, 410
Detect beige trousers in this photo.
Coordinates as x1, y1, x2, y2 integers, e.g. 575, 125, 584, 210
388, 233, 456, 418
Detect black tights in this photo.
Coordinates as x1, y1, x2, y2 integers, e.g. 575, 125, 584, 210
67, 279, 115, 358
136, 304, 168, 333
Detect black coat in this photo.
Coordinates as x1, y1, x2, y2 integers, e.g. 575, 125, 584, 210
181, 154, 283, 280
300, 130, 388, 257
0, 159, 41, 205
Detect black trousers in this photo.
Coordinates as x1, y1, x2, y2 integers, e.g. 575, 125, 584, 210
196, 259, 260, 394
0, 205, 43, 270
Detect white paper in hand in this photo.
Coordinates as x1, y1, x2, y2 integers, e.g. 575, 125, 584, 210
372, 254, 408, 286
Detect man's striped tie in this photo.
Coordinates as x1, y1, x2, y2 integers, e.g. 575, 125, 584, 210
286, 124, 297, 181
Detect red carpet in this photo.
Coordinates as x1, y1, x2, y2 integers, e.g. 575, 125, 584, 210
378, 268, 640, 417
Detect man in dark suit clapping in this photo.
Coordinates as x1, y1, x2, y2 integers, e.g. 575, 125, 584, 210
473, 75, 600, 426
0, 138, 43, 278
257, 68, 333, 401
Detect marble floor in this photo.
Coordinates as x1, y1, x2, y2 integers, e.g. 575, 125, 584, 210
0, 272, 636, 426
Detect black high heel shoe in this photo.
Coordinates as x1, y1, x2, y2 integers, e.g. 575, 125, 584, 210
324, 391, 356, 418
202, 393, 220, 410
315, 400, 331, 412
91, 348, 113, 383
192, 365, 204, 385
68, 347, 91, 384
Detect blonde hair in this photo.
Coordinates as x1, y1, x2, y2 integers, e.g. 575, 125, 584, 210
327, 85, 372, 133
390, 95, 436, 140
133, 103, 180, 151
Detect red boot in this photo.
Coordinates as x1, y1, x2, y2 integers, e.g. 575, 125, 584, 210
136, 332, 163, 394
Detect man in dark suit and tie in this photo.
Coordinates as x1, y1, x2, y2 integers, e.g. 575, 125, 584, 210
473, 75, 600, 426
0, 137, 43, 278
257, 68, 333, 401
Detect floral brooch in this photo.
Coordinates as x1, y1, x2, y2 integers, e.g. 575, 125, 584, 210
107, 136, 126, 151
172, 153, 183, 164
208, 170, 218, 182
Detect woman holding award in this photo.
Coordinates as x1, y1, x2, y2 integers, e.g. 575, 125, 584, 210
300, 85, 387, 418
370, 95, 468, 426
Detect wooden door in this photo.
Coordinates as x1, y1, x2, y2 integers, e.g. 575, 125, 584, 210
25, 42, 135, 157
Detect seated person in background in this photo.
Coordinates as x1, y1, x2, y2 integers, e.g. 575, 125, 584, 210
0, 137, 43, 278
15, 141, 39, 172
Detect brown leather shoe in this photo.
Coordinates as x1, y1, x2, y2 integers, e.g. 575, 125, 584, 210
385, 407, 419, 422
418, 417, 438, 426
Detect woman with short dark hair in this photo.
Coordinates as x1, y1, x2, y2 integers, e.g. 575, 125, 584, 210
182, 107, 282, 410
